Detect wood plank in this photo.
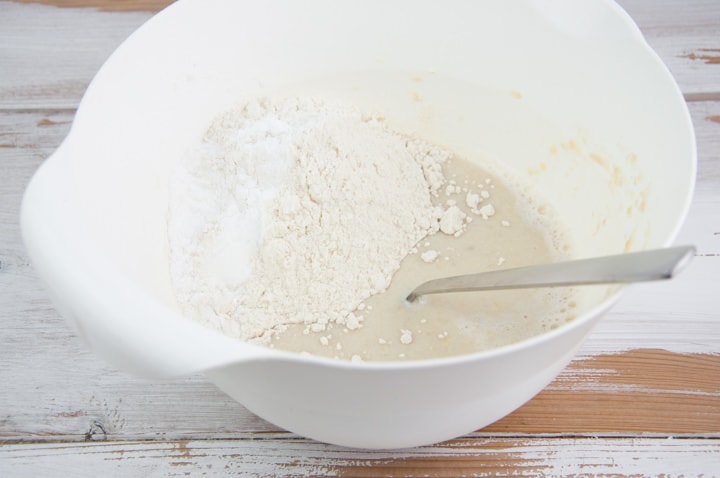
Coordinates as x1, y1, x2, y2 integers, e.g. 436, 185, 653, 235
0, 2, 153, 109
617, 0, 720, 96
488, 349, 720, 434
12, 0, 173, 12
13, 0, 720, 37
619, 0, 720, 32
1, 436, 719, 477
691, 101, 720, 195
1, 348, 716, 439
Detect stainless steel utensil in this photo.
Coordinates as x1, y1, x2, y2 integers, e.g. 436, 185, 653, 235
406, 246, 695, 302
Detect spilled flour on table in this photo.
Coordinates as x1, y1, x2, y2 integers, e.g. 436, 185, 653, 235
167, 97, 453, 343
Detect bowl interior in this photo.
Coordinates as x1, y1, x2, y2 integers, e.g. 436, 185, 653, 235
31, 0, 695, 346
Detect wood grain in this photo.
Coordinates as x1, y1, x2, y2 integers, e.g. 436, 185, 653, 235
490, 349, 720, 434
12, 0, 173, 12
0, 2, 153, 109
1, 437, 719, 477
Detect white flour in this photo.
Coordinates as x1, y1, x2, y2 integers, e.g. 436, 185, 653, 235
168, 97, 453, 342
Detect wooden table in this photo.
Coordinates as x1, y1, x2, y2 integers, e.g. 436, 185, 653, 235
1, 1, 718, 475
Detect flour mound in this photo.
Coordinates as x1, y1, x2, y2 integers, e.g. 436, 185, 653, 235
168, 97, 451, 342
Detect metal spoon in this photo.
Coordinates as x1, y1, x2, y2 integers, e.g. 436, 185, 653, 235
406, 245, 695, 303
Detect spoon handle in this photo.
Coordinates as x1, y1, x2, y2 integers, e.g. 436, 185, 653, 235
406, 245, 695, 302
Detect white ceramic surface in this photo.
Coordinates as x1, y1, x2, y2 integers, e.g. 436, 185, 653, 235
21, 0, 695, 448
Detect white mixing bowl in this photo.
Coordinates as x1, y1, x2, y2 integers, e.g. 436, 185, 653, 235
21, 0, 695, 448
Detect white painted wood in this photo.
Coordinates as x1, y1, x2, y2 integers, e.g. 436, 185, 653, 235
1, 437, 719, 477
692, 101, 720, 197
1, 0, 719, 475
0, 2, 152, 109
618, 0, 720, 95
